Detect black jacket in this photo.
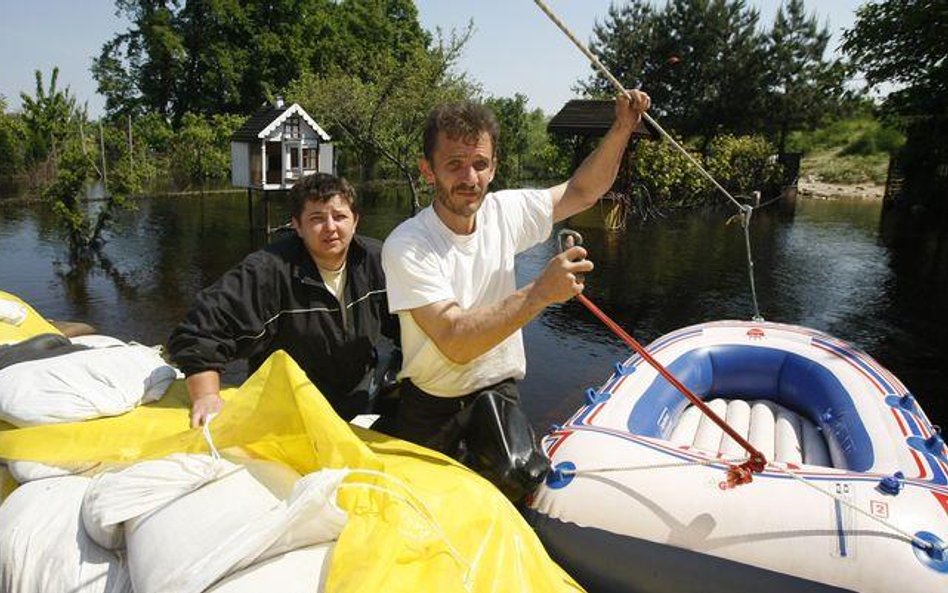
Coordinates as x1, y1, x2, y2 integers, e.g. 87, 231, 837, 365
168, 234, 399, 419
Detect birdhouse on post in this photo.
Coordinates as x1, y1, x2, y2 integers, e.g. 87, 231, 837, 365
230, 97, 334, 190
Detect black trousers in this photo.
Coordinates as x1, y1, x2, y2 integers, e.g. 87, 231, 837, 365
394, 379, 550, 501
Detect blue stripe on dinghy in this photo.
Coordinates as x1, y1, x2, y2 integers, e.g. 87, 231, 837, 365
627, 345, 875, 472
902, 411, 923, 437
834, 499, 848, 557
524, 509, 859, 593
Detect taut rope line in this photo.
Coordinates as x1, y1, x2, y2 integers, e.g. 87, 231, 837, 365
533, 0, 764, 321
532, 0, 744, 211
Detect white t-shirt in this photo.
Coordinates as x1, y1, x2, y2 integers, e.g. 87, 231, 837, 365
382, 188, 554, 397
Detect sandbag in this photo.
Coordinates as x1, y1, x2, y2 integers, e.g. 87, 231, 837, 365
0, 475, 132, 593
0, 351, 584, 593
0, 343, 177, 426
7, 459, 101, 483
206, 543, 334, 593
81, 453, 233, 550
125, 457, 346, 593
0, 299, 27, 327
71, 334, 131, 349
0, 333, 89, 371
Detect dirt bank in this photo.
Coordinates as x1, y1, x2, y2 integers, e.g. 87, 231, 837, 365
798, 178, 884, 200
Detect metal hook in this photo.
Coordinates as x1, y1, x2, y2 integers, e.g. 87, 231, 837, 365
557, 228, 584, 253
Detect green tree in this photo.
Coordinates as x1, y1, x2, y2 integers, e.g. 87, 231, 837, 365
310, 0, 430, 82
169, 112, 246, 186
842, 0, 948, 118
583, 0, 768, 147
287, 26, 475, 211
20, 87, 139, 261
94, 0, 432, 121
764, 0, 850, 152
0, 96, 27, 176
522, 107, 569, 181
19, 68, 83, 179
484, 94, 530, 188
843, 0, 948, 210
92, 1, 184, 118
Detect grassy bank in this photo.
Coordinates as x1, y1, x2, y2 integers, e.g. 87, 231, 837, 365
789, 115, 903, 185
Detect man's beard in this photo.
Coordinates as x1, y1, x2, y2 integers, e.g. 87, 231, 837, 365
434, 178, 485, 218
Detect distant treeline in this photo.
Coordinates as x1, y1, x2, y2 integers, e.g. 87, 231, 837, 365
0, 0, 939, 215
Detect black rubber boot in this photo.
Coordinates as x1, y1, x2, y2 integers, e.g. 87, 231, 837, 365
462, 390, 551, 502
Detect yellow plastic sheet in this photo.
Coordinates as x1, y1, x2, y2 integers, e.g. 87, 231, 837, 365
0, 292, 582, 593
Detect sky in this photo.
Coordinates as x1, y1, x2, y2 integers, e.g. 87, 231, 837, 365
0, 0, 872, 117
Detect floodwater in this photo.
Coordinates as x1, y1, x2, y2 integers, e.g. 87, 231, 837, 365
1, 187, 945, 431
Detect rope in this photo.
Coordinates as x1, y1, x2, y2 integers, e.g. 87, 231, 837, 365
738, 205, 764, 321
340, 469, 473, 584
532, 0, 744, 211
771, 465, 943, 554
200, 413, 222, 461
533, 0, 764, 321
557, 454, 943, 554
561, 458, 728, 476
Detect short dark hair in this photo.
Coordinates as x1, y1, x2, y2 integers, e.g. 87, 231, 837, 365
288, 173, 358, 220
422, 101, 500, 161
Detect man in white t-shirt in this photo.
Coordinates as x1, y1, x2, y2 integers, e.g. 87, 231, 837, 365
382, 93, 650, 499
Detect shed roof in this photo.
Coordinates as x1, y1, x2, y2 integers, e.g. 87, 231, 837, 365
230, 102, 331, 143
547, 100, 659, 139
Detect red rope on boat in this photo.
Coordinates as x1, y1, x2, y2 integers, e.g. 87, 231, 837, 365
574, 293, 767, 484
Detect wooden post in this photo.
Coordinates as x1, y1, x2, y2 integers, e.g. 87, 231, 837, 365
98, 122, 108, 193
127, 114, 134, 173
247, 187, 254, 230
264, 191, 272, 241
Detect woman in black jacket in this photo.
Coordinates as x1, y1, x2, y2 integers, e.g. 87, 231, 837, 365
168, 173, 399, 427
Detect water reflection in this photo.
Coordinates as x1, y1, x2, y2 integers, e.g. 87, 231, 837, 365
0, 188, 945, 432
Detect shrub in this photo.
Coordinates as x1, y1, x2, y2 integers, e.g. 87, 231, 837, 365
705, 135, 783, 197
631, 137, 707, 208
632, 134, 782, 208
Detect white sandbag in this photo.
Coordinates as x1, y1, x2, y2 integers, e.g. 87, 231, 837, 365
206, 543, 334, 593
0, 299, 27, 326
0, 343, 177, 426
7, 459, 101, 483
0, 475, 132, 593
70, 334, 130, 349
127, 465, 347, 593
82, 454, 233, 550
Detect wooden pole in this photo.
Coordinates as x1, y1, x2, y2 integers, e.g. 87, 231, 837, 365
127, 114, 134, 173
98, 122, 108, 193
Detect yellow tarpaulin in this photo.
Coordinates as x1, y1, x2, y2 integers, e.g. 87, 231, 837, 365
0, 291, 582, 593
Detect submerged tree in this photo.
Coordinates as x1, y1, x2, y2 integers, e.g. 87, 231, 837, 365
20, 68, 140, 263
